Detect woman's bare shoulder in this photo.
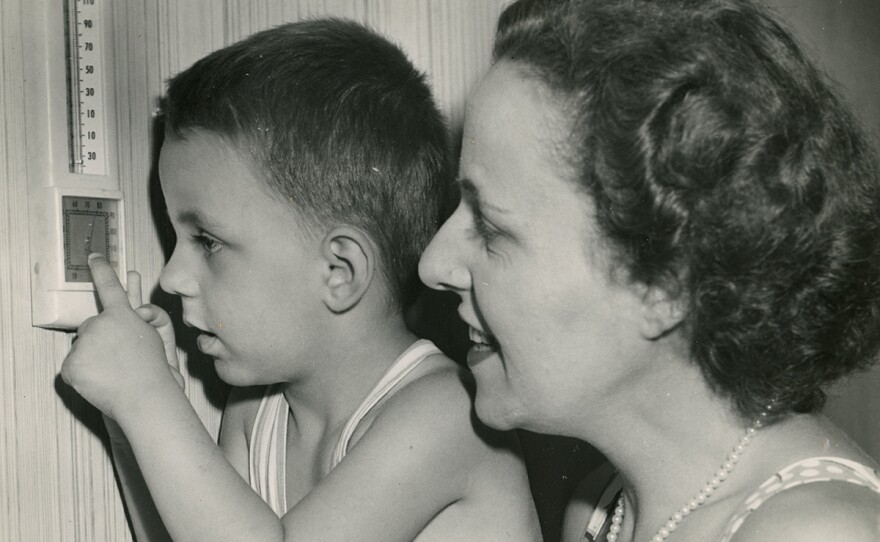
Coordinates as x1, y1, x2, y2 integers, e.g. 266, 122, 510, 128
730, 479, 880, 542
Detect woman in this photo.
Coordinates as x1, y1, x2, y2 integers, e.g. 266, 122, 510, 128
418, 0, 880, 540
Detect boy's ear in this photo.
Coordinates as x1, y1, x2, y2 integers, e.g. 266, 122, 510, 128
320, 226, 375, 313
638, 284, 686, 340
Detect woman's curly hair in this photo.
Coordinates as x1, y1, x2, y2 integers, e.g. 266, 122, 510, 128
494, 0, 880, 421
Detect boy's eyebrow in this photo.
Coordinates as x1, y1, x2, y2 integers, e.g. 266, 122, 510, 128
176, 209, 221, 230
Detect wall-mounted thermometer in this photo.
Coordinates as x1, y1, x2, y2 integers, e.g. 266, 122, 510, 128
24, 0, 126, 330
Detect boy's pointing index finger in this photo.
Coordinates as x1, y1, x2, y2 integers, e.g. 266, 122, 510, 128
88, 253, 129, 310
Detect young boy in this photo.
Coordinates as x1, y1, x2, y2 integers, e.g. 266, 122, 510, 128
61, 19, 540, 542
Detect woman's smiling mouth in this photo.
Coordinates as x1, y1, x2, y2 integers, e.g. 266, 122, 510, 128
468, 326, 498, 367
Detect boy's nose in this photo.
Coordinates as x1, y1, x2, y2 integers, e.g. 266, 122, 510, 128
419, 213, 472, 293
158, 248, 197, 298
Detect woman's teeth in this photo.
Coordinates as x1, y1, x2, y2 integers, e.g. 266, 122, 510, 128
469, 326, 495, 347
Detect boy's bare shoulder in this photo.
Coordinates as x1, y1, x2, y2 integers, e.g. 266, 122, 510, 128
339, 352, 539, 540
346, 351, 526, 489
370, 353, 513, 453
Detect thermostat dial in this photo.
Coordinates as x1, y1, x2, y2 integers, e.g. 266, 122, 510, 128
62, 195, 121, 282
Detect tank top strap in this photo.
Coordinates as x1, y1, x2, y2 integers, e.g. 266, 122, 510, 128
719, 456, 880, 541
330, 339, 442, 469
248, 383, 289, 516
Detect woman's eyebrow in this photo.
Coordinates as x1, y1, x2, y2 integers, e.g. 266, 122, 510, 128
457, 177, 508, 215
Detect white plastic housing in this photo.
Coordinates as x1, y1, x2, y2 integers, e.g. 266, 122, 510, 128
30, 187, 126, 329
23, 0, 125, 330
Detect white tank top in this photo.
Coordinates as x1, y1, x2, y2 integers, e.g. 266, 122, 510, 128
247, 339, 442, 516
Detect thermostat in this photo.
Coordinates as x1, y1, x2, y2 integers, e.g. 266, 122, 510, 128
24, 0, 126, 329
61, 195, 122, 283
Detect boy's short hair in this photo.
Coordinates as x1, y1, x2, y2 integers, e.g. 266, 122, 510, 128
162, 18, 452, 308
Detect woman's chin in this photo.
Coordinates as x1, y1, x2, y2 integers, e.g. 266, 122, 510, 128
473, 392, 521, 431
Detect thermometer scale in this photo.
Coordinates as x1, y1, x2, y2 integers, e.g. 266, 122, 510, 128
64, 0, 108, 176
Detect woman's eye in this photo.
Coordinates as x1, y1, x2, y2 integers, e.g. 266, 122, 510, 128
190, 233, 222, 255
471, 213, 500, 253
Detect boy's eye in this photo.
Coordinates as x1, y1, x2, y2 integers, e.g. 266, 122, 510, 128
190, 232, 222, 255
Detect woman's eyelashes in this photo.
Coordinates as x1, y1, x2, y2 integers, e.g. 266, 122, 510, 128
468, 203, 513, 257
456, 177, 511, 255
472, 210, 500, 252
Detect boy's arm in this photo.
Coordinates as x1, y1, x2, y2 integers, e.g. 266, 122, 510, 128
104, 418, 174, 542
120, 362, 504, 542
113, 367, 499, 542
101, 270, 177, 542
95, 365, 493, 542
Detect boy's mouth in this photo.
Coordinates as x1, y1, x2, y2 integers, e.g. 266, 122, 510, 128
195, 331, 220, 356
185, 319, 220, 355
183, 317, 216, 337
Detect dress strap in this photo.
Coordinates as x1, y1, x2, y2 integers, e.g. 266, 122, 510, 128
248, 384, 289, 516
719, 456, 880, 541
330, 340, 442, 469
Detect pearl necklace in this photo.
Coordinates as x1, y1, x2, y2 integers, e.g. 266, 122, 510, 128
606, 410, 769, 542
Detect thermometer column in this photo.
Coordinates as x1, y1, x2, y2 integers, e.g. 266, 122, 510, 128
66, 0, 107, 175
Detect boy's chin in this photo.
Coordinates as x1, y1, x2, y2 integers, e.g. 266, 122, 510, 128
211, 359, 257, 388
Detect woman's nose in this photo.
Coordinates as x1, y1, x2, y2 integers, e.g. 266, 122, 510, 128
419, 209, 472, 293
158, 247, 197, 298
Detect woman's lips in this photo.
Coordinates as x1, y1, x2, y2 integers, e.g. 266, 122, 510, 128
467, 343, 497, 367
467, 326, 498, 367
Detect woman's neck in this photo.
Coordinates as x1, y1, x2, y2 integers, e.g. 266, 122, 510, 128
575, 353, 760, 541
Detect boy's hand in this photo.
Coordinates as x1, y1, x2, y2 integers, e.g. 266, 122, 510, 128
124, 267, 185, 391
61, 254, 179, 421
102, 268, 185, 447
134, 304, 185, 390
